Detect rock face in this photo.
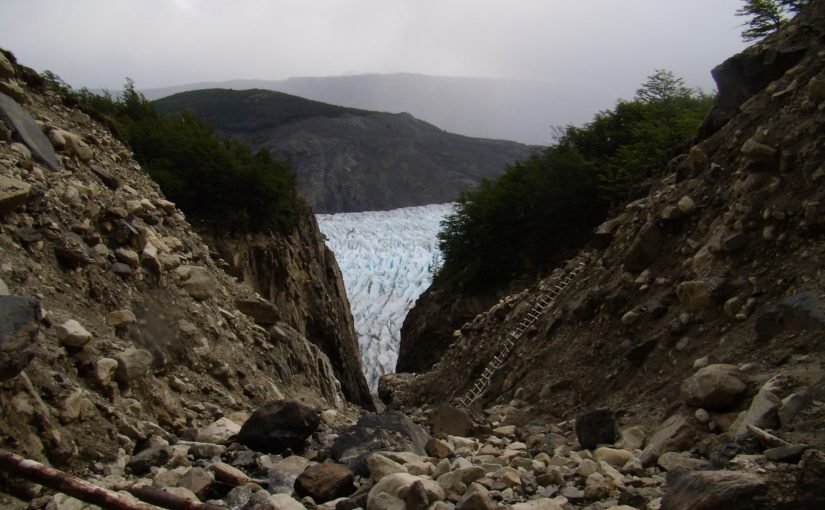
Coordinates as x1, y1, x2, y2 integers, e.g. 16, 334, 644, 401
390, 3, 825, 476
154, 89, 535, 213
0, 51, 357, 475
235, 399, 320, 454
200, 213, 373, 409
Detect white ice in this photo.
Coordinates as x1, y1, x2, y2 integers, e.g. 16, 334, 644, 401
317, 203, 454, 391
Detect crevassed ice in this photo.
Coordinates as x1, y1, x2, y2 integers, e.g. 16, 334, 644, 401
317, 203, 454, 391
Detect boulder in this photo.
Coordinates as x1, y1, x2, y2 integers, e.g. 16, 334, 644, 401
0, 175, 31, 216
594, 447, 633, 467
113, 348, 153, 383
368, 453, 407, 481
661, 470, 767, 509
455, 483, 495, 510
640, 414, 698, 466
425, 437, 453, 459
196, 417, 241, 444
256, 493, 305, 510
128, 445, 171, 475
730, 383, 782, 439
331, 411, 430, 476
235, 399, 320, 454
0, 91, 60, 170
294, 463, 355, 503
429, 403, 473, 437
681, 364, 747, 411
178, 467, 214, 498
179, 266, 218, 301
0, 295, 40, 380
576, 409, 617, 450
623, 222, 663, 272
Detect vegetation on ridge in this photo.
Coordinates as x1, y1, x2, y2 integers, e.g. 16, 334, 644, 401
736, 0, 809, 41
42, 75, 302, 233
436, 70, 714, 288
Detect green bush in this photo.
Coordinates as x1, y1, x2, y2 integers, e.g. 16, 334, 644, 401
42, 76, 301, 233
436, 70, 714, 288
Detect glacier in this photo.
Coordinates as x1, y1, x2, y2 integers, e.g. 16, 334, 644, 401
317, 203, 453, 390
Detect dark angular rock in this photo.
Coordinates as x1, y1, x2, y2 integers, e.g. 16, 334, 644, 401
53, 232, 94, 269
90, 165, 121, 189
626, 338, 658, 365
235, 399, 320, 454
294, 463, 355, 503
429, 403, 473, 437
0, 295, 40, 380
127, 444, 171, 475
722, 233, 746, 252
623, 222, 663, 273
331, 411, 431, 476
754, 291, 825, 341
236, 299, 280, 325
764, 444, 809, 463
405, 480, 430, 510
0, 92, 60, 171
575, 409, 617, 450
660, 470, 767, 510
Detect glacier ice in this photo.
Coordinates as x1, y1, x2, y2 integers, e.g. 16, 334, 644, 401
317, 203, 453, 390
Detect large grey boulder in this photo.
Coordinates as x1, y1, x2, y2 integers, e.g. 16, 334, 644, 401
681, 364, 747, 411
0, 91, 59, 170
0, 295, 40, 380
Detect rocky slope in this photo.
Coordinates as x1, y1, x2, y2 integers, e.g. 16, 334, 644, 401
0, 48, 370, 495
198, 215, 373, 409
387, 2, 825, 507
154, 89, 535, 213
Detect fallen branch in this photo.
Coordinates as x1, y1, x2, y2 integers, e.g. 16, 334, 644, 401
747, 424, 790, 448
0, 450, 224, 510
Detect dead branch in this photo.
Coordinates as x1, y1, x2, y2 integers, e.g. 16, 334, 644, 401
0, 450, 224, 510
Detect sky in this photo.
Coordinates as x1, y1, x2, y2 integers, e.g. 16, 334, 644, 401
0, 0, 748, 96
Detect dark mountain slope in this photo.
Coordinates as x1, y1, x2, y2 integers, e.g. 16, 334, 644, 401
155, 89, 536, 213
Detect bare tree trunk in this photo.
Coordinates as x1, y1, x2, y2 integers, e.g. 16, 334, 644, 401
0, 450, 225, 510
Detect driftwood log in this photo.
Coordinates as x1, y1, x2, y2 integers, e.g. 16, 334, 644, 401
0, 449, 225, 510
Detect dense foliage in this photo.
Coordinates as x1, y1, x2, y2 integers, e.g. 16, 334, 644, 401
736, 0, 808, 41
436, 70, 714, 288
43, 75, 302, 233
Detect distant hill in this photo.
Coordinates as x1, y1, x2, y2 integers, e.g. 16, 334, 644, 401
142, 73, 613, 145
155, 89, 536, 213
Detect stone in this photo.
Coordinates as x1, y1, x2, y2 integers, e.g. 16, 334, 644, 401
436, 466, 485, 494
676, 280, 715, 311
740, 138, 777, 162
294, 463, 355, 503
178, 467, 214, 498
576, 458, 599, 476
90, 165, 121, 189
113, 348, 153, 383
681, 364, 747, 410
128, 444, 171, 475
115, 248, 140, 268
492, 424, 516, 436
236, 399, 320, 454
640, 414, 698, 466
0, 295, 40, 380
657, 451, 712, 471
0, 91, 60, 170
621, 310, 640, 326
425, 437, 453, 459
456, 482, 495, 510
594, 447, 633, 467
764, 444, 809, 463
180, 266, 218, 301
512, 498, 564, 510
677, 195, 696, 215
368, 454, 407, 481
196, 417, 241, 444
107, 309, 137, 328
722, 233, 746, 252
236, 299, 281, 325
778, 391, 811, 428
331, 411, 430, 476
86, 360, 117, 390
52, 129, 92, 161
661, 470, 767, 509
576, 409, 617, 450
256, 493, 306, 510
211, 462, 249, 486
730, 384, 782, 439
623, 222, 663, 272
366, 473, 421, 510
0, 175, 31, 216
56, 319, 92, 348
429, 403, 473, 437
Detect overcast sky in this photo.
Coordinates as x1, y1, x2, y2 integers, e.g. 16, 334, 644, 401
1, 0, 746, 95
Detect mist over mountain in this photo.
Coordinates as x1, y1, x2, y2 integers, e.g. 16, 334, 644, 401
142, 73, 614, 145
155, 88, 534, 213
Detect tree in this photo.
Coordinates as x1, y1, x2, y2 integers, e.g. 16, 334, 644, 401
635, 69, 694, 104
736, 0, 809, 41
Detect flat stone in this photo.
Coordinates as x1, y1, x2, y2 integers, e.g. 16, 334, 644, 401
0, 175, 31, 216
211, 462, 249, 486
0, 91, 60, 170
56, 319, 92, 348
196, 417, 241, 444
765, 444, 809, 463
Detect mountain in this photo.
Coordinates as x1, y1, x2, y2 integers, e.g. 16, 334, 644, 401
142, 73, 613, 145
154, 89, 535, 213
